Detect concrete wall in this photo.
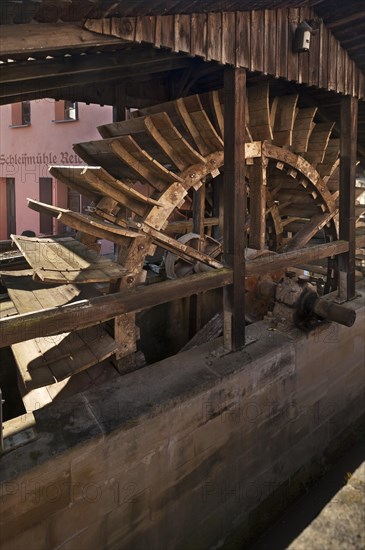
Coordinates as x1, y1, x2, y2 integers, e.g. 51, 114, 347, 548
0, 286, 364, 550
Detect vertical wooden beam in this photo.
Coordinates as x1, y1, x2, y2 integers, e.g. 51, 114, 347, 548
249, 155, 268, 250
192, 185, 205, 242
223, 67, 246, 351
189, 184, 206, 336
212, 174, 223, 240
113, 83, 127, 122
338, 95, 358, 301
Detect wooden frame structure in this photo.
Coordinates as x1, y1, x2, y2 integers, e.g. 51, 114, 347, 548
0, 0, 363, 382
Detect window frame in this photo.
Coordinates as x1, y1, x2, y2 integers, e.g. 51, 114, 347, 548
53, 100, 79, 123
9, 101, 31, 128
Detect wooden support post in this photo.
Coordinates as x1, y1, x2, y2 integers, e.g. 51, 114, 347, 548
212, 174, 223, 240
189, 184, 206, 336
249, 155, 268, 250
113, 83, 127, 122
223, 67, 247, 351
338, 95, 358, 301
192, 185, 205, 242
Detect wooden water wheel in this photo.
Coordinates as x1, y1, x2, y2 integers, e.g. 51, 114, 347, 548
22, 82, 353, 366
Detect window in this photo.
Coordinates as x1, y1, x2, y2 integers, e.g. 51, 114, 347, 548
54, 100, 78, 122
10, 101, 31, 127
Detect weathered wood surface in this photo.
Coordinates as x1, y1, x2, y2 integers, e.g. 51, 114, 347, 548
28, 199, 140, 244
338, 96, 358, 300
223, 67, 247, 351
85, 11, 365, 99
165, 217, 219, 234
179, 312, 223, 352
12, 325, 117, 390
3, 274, 81, 314
11, 235, 126, 283
0, 47, 192, 103
0, 300, 17, 319
249, 156, 267, 250
2, 273, 117, 408
2, 238, 364, 349
18, 360, 120, 414
0, 23, 123, 58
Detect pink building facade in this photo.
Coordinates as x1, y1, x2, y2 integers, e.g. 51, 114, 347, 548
0, 99, 113, 240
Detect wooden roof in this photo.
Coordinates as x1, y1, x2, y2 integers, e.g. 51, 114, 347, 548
1, 1, 364, 72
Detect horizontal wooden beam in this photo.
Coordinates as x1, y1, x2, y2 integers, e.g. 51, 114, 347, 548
0, 23, 123, 59
0, 269, 233, 348
0, 49, 192, 102
1, 47, 188, 83
1, 238, 363, 348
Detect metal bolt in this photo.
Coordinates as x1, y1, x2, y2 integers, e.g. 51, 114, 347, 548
138, 244, 145, 251
127, 276, 134, 284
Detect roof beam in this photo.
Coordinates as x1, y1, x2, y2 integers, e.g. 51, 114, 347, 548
0, 23, 123, 59
0, 48, 192, 103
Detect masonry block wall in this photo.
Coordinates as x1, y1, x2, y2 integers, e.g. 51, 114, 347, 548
1, 287, 364, 550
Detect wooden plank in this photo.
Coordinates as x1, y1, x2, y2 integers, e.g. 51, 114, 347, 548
0, 23, 123, 58
336, 42, 345, 95
50, 165, 153, 218
144, 112, 205, 170
287, 8, 299, 83
308, 18, 320, 87
338, 96, 358, 301
176, 95, 223, 156
249, 156, 267, 251
27, 200, 139, 245
2, 240, 363, 349
190, 183, 206, 335
328, 32, 337, 91
250, 10, 264, 72
246, 240, 355, 277
291, 107, 317, 153
111, 17, 136, 42
177, 14, 191, 53
264, 10, 276, 75
208, 90, 224, 138
11, 235, 127, 284
272, 94, 298, 147
110, 135, 180, 191
319, 22, 329, 90
141, 15, 156, 44
247, 83, 273, 141
165, 217, 219, 234
285, 210, 338, 251
1, 46, 186, 86
12, 325, 117, 390
276, 8, 288, 79
223, 66, 246, 351
236, 11, 251, 69
160, 15, 174, 49
0, 54, 192, 105
305, 122, 335, 166
4, 276, 80, 314
207, 13, 222, 63
222, 12, 236, 66
190, 13, 207, 59
0, 300, 17, 319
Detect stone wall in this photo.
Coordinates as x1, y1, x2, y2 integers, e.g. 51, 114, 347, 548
0, 286, 364, 550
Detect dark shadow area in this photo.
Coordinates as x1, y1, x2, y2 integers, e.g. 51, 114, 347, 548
0, 346, 25, 420
249, 438, 365, 550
